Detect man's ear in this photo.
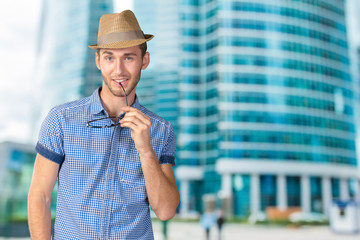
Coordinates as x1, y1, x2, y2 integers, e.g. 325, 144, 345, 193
141, 52, 150, 70
95, 52, 101, 70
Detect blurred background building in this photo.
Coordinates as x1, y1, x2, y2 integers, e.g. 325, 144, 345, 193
0, 142, 36, 223
0, 0, 113, 230
1, 0, 360, 233
31, 0, 114, 140
134, 0, 180, 133
133, 0, 360, 219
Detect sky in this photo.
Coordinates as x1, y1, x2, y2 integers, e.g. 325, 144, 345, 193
346, 0, 360, 44
0, 0, 133, 143
0, 0, 41, 143
0, 0, 359, 144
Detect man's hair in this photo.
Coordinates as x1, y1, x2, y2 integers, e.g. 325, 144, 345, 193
138, 42, 147, 57
96, 42, 147, 57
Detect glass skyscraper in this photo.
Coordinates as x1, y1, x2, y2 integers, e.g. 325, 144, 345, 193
0, 142, 37, 225
135, 0, 360, 218
32, 0, 113, 140
0, 0, 114, 226
215, 0, 359, 217
134, 0, 180, 132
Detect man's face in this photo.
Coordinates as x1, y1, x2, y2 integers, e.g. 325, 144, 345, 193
96, 46, 149, 98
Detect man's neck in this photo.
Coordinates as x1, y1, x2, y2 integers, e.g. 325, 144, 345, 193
99, 88, 135, 117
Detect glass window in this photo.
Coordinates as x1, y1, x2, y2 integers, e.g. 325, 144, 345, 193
233, 174, 251, 217
310, 177, 323, 213
287, 176, 301, 207
260, 175, 277, 211
331, 178, 340, 198
220, 19, 347, 48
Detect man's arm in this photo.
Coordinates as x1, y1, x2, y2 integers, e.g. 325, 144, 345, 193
138, 151, 180, 220
121, 106, 180, 221
28, 154, 59, 239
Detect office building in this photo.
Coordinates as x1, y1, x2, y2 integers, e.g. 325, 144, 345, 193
1, 0, 114, 224
134, 0, 180, 131
135, 0, 360, 218
0, 142, 38, 223
32, 0, 113, 140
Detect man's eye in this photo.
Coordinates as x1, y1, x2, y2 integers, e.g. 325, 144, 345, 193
106, 57, 113, 61
125, 57, 133, 61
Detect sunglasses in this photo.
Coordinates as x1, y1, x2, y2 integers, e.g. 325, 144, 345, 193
87, 83, 128, 128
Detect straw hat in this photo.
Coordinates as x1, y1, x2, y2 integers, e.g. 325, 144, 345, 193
89, 10, 154, 49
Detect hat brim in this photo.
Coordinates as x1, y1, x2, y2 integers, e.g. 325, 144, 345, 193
89, 34, 154, 50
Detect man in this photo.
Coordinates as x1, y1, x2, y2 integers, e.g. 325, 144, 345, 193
28, 10, 180, 239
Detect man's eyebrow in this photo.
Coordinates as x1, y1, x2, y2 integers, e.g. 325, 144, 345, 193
124, 53, 137, 56
102, 51, 114, 55
101, 51, 137, 56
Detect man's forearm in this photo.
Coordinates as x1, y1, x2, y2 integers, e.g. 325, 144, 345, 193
28, 194, 52, 240
139, 150, 180, 221
119, 106, 180, 219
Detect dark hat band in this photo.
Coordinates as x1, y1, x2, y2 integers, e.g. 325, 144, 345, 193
98, 30, 145, 46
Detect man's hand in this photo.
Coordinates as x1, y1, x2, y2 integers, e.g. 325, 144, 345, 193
120, 106, 179, 220
120, 107, 179, 220
120, 106, 153, 155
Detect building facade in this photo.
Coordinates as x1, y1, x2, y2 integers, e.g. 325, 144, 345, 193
0, 0, 114, 226
32, 0, 113, 140
215, 0, 359, 218
0, 142, 39, 224
134, 0, 181, 132
135, 0, 360, 219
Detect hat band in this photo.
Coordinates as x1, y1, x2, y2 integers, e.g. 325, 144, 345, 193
97, 30, 145, 46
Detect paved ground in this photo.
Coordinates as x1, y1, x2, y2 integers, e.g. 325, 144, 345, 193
2, 222, 360, 240
152, 222, 360, 240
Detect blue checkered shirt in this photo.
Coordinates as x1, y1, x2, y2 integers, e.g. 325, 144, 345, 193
36, 88, 176, 239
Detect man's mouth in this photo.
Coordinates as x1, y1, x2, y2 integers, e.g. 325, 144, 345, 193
114, 79, 126, 83
113, 79, 128, 86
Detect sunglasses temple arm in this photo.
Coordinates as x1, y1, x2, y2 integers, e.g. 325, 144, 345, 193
119, 82, 128, 106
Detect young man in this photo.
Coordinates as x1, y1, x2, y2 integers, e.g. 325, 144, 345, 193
28, 10, 180, 239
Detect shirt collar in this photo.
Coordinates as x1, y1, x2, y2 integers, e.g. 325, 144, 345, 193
90, 87, 141, 115
131, 94, 141, 109
90, 88, 104, 115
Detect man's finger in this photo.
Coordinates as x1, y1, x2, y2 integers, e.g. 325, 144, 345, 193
121, 108, 150, 125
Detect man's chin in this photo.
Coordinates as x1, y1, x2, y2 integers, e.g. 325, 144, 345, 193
110, 91, 126, 98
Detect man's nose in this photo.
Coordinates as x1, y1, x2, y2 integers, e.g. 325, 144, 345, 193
114, 59, 125, 74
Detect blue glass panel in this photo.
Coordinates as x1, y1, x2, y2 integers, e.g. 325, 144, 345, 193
260, 175, 277, 211
220, 20, 347, 48
233, 174, 251, 217
287, 176, 301, 207
331, 178, 340, 198
310, 177, 322, 213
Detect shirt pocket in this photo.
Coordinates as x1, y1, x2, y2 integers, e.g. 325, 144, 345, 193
118, 179, 148, 210
118, 140, 144, 183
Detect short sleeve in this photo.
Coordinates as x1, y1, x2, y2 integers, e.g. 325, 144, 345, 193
35, 107, 65, 164
159, 123, 176, 165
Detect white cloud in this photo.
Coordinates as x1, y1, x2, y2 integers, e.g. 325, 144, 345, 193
114, 0, 134, 12
0, 0, 136, 143
0, 0, 42, 143
0, 121, 32, 144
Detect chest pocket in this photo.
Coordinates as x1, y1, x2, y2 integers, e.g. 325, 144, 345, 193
117, 130, 145, 187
